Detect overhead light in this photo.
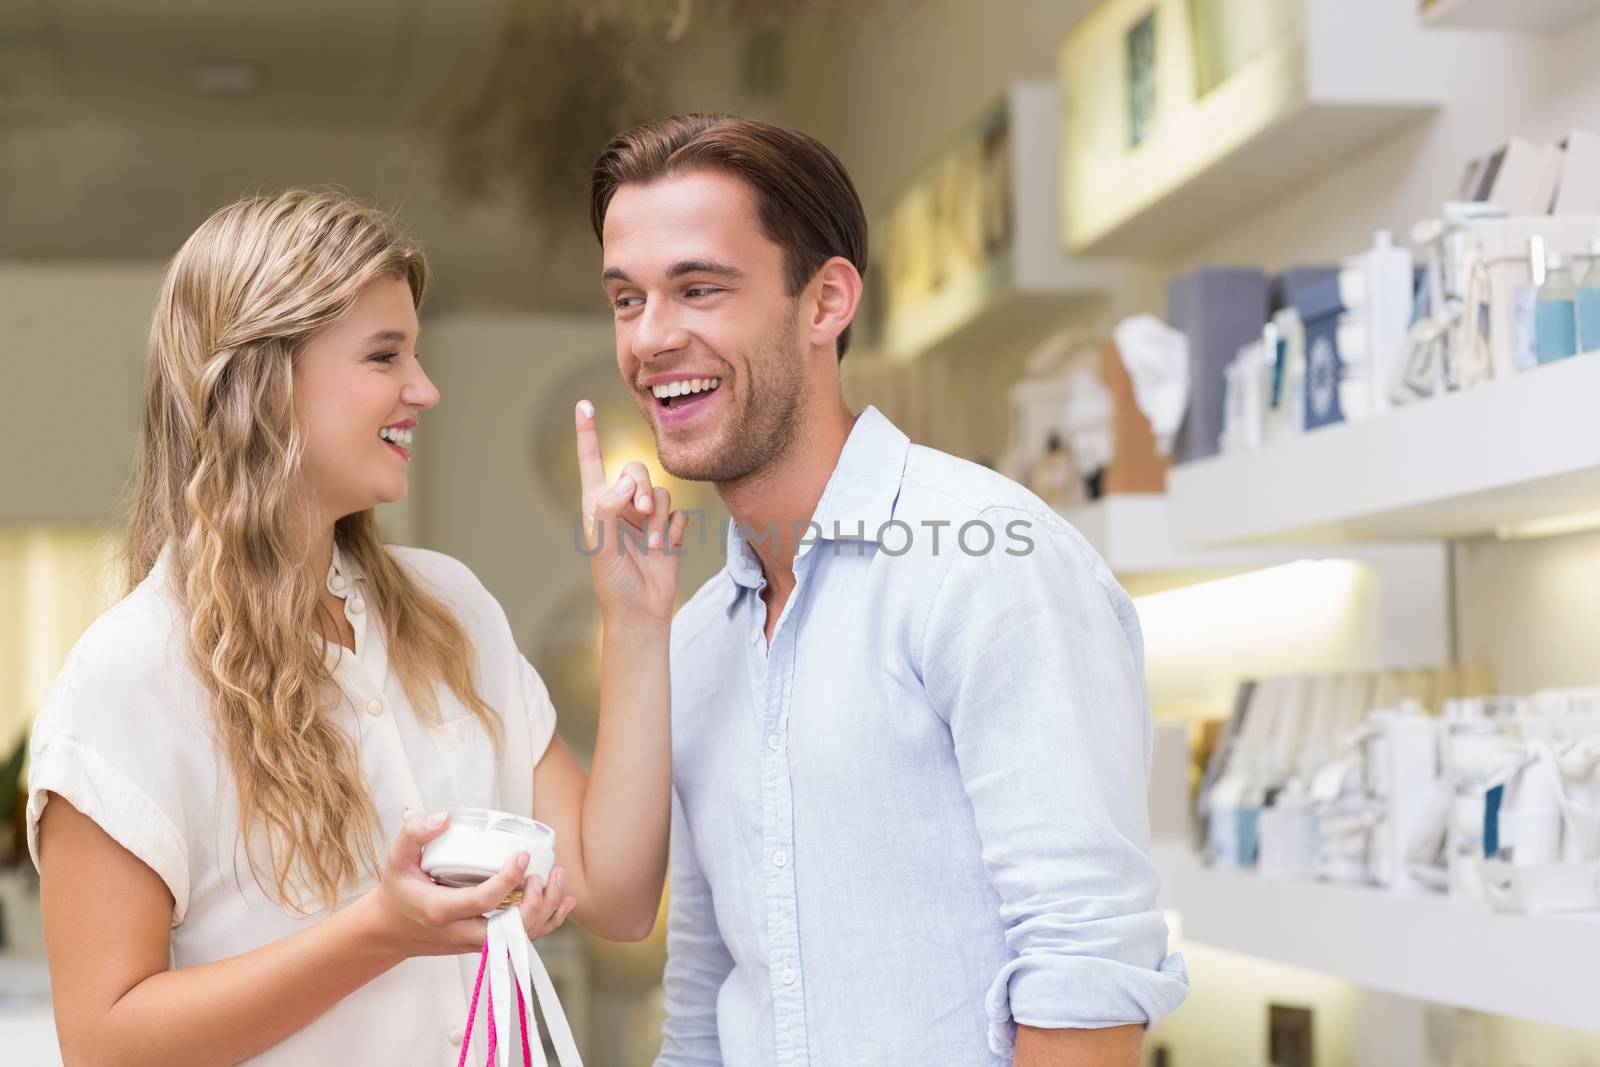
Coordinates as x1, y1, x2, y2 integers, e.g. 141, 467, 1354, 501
189, 61, 259, 95
1494, 508, 1600, 541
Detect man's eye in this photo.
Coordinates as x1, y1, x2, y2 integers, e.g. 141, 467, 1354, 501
685, 287, 723, 298
613, 296, 642, 311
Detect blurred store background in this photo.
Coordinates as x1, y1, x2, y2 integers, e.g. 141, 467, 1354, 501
6, 1, 1600, 1064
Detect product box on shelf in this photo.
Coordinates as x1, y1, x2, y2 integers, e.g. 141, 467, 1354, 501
1166, 267, 1268, 464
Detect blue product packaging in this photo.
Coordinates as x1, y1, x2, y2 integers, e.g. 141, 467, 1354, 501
1288, 273, 1348, 430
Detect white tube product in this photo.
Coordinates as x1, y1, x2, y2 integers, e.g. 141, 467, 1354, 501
1258, 781, 1318, 881
1559, 737, 1600, 863
1340, 230, 1414, 418
1371, 706, 1441, 894
421, 808, 581, 1067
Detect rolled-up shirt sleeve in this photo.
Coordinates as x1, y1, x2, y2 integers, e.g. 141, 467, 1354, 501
26, 639, 193, 923
920, 506, 1189, 1055
654, 786, 734, 1067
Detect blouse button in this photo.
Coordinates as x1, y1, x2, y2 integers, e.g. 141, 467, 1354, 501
366, 699, 384, 717
347, 597, 366, 615
448, 1027, 464, 1046
329, 574, 347, 594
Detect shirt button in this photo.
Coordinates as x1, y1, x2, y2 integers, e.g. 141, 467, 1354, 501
767, 734, 781, 751
348, 597, 366, 615
329, 574, 347, 593
448, 1027, 463, 1046
366, 699, 384, 717
772, 849, 788, 868
781, 967, 796, 985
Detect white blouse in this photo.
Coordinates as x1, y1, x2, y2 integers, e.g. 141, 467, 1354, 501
26, 542, 558, 1064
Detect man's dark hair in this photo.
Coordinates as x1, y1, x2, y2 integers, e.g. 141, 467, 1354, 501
588, 113, 868, 360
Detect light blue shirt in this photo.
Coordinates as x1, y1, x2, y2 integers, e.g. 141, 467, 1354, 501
656, 407, 1188, 1066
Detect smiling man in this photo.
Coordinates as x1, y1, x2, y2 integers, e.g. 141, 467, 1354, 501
588, 114, 1188, 1067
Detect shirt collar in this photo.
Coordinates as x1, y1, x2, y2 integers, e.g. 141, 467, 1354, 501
721, 405, 910, 596
806, 405, 910, 551
147, 542, 363, 593
724, 520, 767, 592
327, 540, 364, 597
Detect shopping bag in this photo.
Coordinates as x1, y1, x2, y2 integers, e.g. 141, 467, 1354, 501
454, 908, 583, 1067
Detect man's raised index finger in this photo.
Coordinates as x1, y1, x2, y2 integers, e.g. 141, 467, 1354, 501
574, 399, 607, 492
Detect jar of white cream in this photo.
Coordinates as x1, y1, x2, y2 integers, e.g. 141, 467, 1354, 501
420, 807, 556, 902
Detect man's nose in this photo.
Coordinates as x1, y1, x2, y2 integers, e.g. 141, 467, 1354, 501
631, 298, 690, 362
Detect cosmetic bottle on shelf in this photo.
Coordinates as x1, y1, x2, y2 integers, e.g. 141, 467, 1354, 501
1535, 251, 1579, 364
1578, 238, 1600, 355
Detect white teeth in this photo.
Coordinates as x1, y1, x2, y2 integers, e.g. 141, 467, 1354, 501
380, 427, 414, 446
651, 377, 722, 400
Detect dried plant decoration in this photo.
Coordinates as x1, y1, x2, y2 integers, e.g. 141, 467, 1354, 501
437, 0, 920, 218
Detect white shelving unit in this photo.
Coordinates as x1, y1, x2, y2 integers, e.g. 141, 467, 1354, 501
1162, 854, 1600, 1034
1060, 494, 1453, 666
1168, 355, 1600, 545
1061, 493, 1352, 590
1420, 0, 1600, 32
1058, 0, 1446, 255
877, 83, 1128, 362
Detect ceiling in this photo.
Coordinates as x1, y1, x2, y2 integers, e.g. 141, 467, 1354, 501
0, 0, 503, 124
0, 0, 642, 312
0, 0, 1099, 313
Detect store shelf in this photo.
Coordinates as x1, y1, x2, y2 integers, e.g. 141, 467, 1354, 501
1061, 494, 1343, 590
1163, 855, 1600, 1033
1061, 496, 1454, 666
1167, 355, 1600, 545
1058, 0, 1445, 255
1420, 0, 1600, 32
877, 82, 1128, 361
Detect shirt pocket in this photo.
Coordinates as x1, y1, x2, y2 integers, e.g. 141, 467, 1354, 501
429, 714, 501, 811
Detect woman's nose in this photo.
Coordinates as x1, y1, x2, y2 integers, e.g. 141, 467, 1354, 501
403, 361, 440, 409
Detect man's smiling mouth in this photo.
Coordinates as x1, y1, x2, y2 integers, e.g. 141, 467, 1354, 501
650, 377, 722, 410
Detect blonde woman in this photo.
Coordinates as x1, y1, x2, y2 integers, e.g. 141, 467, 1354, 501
27, 190, 685, 1065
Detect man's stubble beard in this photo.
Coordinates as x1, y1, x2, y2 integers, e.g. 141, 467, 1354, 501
652, 319, 806, 487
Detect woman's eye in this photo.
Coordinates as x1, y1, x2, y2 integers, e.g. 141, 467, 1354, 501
369, 351, 398, 364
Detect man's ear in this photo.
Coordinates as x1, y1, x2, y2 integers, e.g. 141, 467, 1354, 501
805, 256, 863, 356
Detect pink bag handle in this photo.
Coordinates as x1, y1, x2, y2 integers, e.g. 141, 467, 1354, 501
456, 937, 534, 1067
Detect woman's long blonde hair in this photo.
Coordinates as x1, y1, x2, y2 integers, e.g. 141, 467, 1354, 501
127, 189, 499, 912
